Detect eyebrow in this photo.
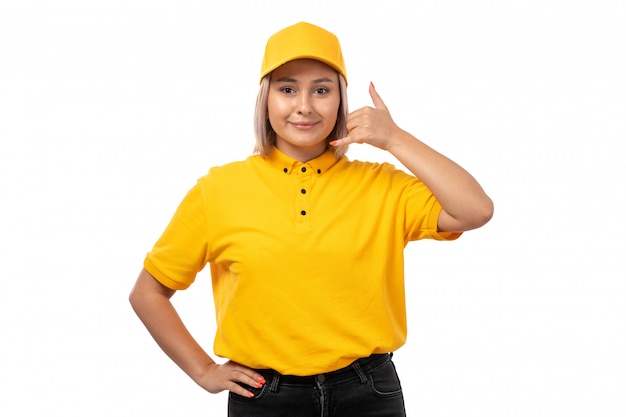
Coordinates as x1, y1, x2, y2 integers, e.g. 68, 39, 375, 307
274, 77, 335, 84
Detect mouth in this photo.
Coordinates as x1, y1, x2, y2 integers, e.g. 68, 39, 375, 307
290, 121, 319, 130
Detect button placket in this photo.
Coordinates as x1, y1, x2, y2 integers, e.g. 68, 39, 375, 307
295, 164, 313, 227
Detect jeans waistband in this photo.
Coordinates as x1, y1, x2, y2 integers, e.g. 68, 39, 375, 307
257, 353, 391, 389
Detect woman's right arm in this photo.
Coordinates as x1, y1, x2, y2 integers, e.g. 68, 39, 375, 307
129, 268, 266, 397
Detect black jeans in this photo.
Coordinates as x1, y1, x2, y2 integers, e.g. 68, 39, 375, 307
228, 353, 406, 417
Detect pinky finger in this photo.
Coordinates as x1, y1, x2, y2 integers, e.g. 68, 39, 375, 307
330, 137, 349, 147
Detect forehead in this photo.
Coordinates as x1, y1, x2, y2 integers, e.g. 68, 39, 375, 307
271, 59, 338, 81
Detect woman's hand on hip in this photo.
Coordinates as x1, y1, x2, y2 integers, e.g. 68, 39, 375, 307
200, 360, 266, 398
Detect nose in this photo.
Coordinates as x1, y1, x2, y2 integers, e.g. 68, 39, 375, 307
296, 93, 312, 115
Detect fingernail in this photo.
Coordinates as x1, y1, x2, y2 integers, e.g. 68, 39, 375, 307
370, 81, 375, 89
247, 392, 255, 398
255, 381, 263, 388
257, 376, 266, 384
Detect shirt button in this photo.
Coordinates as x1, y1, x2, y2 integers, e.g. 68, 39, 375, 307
301, 167, 307, 172
301, 189, 306, 194
283, 168, 288, 173
300, 210, 306, 216
316, 374, 325, 383
317, 169, 321, 174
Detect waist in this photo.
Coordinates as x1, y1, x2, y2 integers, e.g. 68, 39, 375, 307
255, 353, 391, 386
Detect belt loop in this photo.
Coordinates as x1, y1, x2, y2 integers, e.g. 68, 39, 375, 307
269, 371, 280, 393
351, 360, 368, 384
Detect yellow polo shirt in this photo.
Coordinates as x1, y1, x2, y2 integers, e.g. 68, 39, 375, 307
144, 147, 460, 375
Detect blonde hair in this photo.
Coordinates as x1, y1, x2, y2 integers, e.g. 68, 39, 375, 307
253, 73, 349, 158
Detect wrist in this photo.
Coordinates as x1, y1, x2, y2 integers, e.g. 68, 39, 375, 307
385, 128, 417, 153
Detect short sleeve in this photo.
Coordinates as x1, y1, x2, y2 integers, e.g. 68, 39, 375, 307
143, 182, 209, 290
392, 167, 462, 242
424, 199, 463, 241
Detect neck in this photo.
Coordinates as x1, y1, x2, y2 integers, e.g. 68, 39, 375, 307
276, 143, 328, 163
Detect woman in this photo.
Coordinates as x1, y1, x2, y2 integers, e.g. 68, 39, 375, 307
130, 21, 493, 416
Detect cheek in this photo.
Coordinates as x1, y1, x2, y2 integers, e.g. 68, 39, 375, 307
267, 106, 282, 131
267, 94, 290, 120
323, 100, 341, 124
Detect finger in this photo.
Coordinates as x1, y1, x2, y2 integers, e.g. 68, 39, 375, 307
330, 134, 358, 147
329, 136, 348, 147
237, 369, 266, 389
227, 371, 266, 398
227, 380, 257, 398
227, 362, 266, 387
369, 81, 387, 110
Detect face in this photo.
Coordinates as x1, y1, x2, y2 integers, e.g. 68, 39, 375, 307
268, 59, 340, 161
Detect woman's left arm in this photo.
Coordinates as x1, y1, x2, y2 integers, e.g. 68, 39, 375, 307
331, 83, 493, 233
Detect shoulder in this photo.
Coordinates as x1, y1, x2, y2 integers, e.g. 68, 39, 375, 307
339, 157, 410, 180
198, 155, 264, 183
207, 155, 260, 174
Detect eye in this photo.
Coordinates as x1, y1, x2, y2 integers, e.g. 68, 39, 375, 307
314, 87, 329, 95
280, 87, 295, 94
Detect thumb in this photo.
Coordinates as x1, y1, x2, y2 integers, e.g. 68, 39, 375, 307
369, 81, 387, 109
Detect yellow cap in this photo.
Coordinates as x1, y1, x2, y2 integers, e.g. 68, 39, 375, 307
260, 22, 347, 84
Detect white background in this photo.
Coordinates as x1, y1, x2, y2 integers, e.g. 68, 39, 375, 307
1, 1, 624, 416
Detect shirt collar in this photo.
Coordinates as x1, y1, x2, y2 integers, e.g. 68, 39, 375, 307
265, 147, 340, 176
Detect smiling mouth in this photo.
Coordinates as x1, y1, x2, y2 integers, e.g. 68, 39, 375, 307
291, 122, 319, 130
